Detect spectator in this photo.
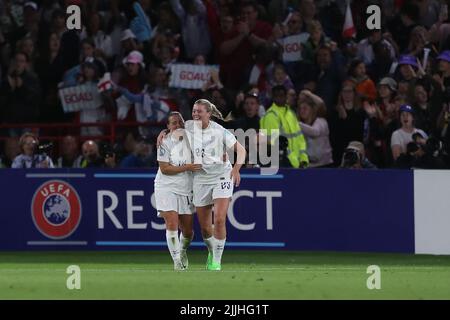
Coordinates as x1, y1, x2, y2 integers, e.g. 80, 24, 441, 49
11, 132, 54, 168
80, 12, 114, 62
357, 29, 396, 67
80, 140, 115, 168
55, 135, 82, 168
260, 85, 308, 168
391, 104, 428, 160
229, 92, 260, 131
119, 134, 155, 168
297, 89, 333, 168
219, 0, 273, 90
340, 141, 377, 169
302, 20, 331, 65
1, 51, 41, 136
334, 79, 365, 163
348, 58, 377, 102
169, 0, 211, 60
0, 137, 20, 168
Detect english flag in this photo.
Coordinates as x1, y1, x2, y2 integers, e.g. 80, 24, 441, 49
342, 0, 356, 38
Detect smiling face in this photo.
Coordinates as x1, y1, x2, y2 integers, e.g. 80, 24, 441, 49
192, 103, 210, 126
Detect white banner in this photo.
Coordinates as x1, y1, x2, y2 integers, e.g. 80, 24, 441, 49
281, 34, 308, 62
414, 170, 450, 255
59, 83, 103, 113
169, 64, 218, 89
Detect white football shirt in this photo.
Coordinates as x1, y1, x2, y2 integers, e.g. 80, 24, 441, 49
154, 129, 193, 196
184, 120, 237, 184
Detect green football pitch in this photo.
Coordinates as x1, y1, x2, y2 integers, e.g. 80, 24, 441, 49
0, 251, 449, 300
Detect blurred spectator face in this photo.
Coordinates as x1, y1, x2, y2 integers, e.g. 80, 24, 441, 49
52, 13, 66, 30
122, 39, 137, 53
22, 136, 37, 156
400, 112, 414, 127
272, 89, 287, 106
167, 114, 184, 131
298, 102, 313, 122
341, 85, 355, 103
61, 136, 79, 158
123, 132, 137, 154
14, 53, 28, 74
244, 97, 259, 118
211, 89, 227, 113
159, 46, 173, 65
287, 89, 296, 107
136, 141, 150, 157
82, 42, 95, 59
301, 0, 316, 18
273, 65, 287, 84
89, 13, 101, 34
20, 38, 35, 58
82, 141, 99, 161
194, 54, 206, 65
126, 62, 140, 76
309, 23, 322, 43
317, 48, 331, 69
287, 12, 302, 35
240, 4, 258, 25
4, 138, 20, 162
400, 65, 414, 80
368, 30, 382, 44
153, 68, 168, 87
414, 85, 428, 104
220, 15, 234, 34
354, 62, 366, 78
439, 60, 450, 74
398, 81, 410, 96
49, 33, 60, 52
81, 65, 96, 81
378, 85, 392, 99
24, 5, 39, 26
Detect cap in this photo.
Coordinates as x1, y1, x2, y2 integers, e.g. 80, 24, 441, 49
24, 1, 38, 11
378, 77, 397, 92
399, 104, 414, 114
437, 50, 450, 63
121, 29, 137, 42
398, 55, 418, 68
122, 50, 145, 68
346, 141, 364, 155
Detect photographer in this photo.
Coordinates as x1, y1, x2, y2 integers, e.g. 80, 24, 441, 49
80, 140, 116, 168
340, 141, 377, 169
11, 132, 54, 168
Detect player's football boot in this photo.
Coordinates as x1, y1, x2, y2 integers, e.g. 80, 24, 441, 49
180, 249, 188, 269
174, 260, 186, 271
206, 251, 212, 269
207, 262, 221, 271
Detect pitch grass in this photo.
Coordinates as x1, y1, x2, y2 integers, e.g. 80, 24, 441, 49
0, 251, 449, 300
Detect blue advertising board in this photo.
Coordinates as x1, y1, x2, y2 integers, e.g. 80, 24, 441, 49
0, 168, 415, 253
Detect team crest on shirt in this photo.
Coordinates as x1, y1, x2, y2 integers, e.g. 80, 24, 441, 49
31, 180, 82, 239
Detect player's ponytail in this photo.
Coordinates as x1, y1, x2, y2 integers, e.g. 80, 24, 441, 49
195, 99, 224, 121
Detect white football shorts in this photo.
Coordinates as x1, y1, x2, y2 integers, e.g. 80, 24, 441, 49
155, 189, 195, 217
193, 174, 234, 207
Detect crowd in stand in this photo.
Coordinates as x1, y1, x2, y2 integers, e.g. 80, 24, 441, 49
1, 0, 450, 169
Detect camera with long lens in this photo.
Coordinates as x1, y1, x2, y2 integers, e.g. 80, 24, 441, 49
36, 142, 54, 156
342, 148, 361, 168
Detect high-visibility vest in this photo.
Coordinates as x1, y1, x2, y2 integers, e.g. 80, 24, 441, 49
260, 103, 309, 168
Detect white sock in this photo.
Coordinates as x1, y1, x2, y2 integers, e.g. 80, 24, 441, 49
212, 237, 226, 264
203, 236, 214, 253
166, 230, 180, 263
180, 232, 193, 251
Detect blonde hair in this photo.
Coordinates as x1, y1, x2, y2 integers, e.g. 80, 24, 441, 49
194, 99, 224, 121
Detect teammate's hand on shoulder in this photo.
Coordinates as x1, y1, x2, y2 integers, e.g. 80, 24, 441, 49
157, 129, 169, 147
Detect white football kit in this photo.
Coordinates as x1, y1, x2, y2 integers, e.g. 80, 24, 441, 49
184, 120, 237, 207
154, 129, 194, 216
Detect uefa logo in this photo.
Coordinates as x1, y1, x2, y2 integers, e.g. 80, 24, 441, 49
31, 180, 82, 239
